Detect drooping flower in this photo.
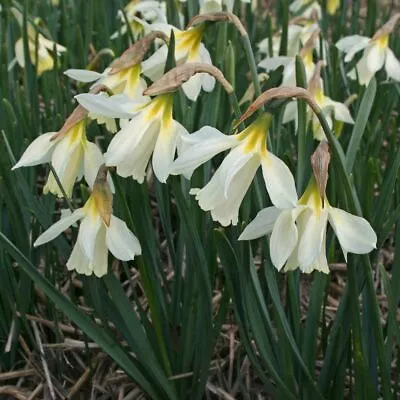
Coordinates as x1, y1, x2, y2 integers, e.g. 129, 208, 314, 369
11, 7, 66, 76
79, 91, 188, 183
141, 24, 215, 101
336, 14, 400, 85
171, 113, 298, 226
34, 166, 141, 277
258, 18, 319, 58
111, 0, 167, 40
239, 178, 377, 273
258, 29, 319, 86
12, 105, 113, 197
282, 61, 354, 140
64, 40, 152, 102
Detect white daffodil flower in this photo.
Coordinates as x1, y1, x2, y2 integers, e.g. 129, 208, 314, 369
141, 24, 215, 101
239, 178, 377, 273
34, 168, 141, 277
336, 14, 400, 85
258, 30, 319, 86
171, 113, 298, 226
80, 92, 188, 183
283, 63, 354, 140
12, 109, 113, 197
65, 62, 149, 104
258, 21, 319, 58
289, 0, 321, 19
111, 1, 166, 40
11, 7, 66, 76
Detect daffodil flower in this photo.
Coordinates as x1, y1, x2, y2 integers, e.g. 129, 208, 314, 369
258, 30, 319, 86
239, 179, 377, 273
289, 0, 321, 19
141, 24, 215, 101
34, 167, 141, 277
336, 14, 400, 85
282, 62, 354, 140
80, 92, 188, 183
258, 20, 319, 58
171, 113, 297, 226
11, 7, 66, 76
65, 63, 149, 103
12, 107, 113, 197
111, 0, 167, 40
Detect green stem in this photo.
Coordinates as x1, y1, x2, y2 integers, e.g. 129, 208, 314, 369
241, 34, 261, 99
295, 56, 308, 194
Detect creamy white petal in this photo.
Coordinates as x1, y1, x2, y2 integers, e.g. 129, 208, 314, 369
365, 44, 385, 75
210, 155, 260, 226
12, 132, 56, 169
343, 37, 371, 63
325, 98, 354, 124
328, 207, 377, 260
385, 48, 400, 82
92, 226, 109, 277
152, 120, 179, 182
75, 93, 136, 119
67, 241, 92, 275
283, 208, 308, 272
14, 38, 26, 68
78, 214, 102, 260
182, 73, 202, 102
171, 127, 237, 177
40, 36, 66, 53
298, 209, 328, 270
106, 216, 141, 260
336, 35, 370, 60
261, 153, 298, 208
110, 119, 160, 181
194, 153, 259, 226
349, 54, 375, 85
105, 113, 153, 165
282, 101, 298, 124
64, 69, 104, 83
141, 44, 169, 82
223, 150, 255, 198
258, 56, 292, 71
83, 142, 105, 188
34, 208, 85, 247
238, 207, 282, 240
199, 44, 216, 92
50, 138, 84, 197
307, 229, 330, 274
270, 210, 298, 271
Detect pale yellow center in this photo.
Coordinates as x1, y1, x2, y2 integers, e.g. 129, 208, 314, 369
175, 25, 205, 60
237, 113, 272, 156
303, 49, 314, 68
298, 178, 324, 215
375, 34, 389, 49
143, 94, 174, 129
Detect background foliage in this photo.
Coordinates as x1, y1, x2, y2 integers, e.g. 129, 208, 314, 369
0, 0, 400, 398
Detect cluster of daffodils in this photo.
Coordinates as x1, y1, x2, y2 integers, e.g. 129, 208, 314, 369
14, 0, 393, 278
256, 6, 400, 141
10, 7, 66, 76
